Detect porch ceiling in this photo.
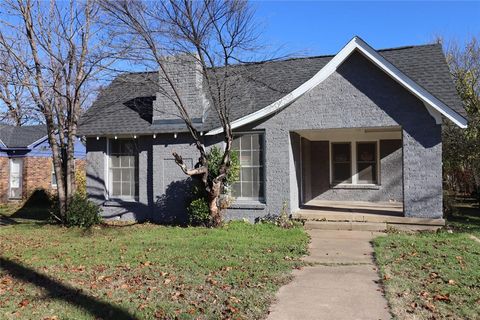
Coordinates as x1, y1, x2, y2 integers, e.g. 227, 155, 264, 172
295, 127, 402, 141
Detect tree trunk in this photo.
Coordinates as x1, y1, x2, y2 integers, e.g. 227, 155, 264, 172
207, 180, 223, 227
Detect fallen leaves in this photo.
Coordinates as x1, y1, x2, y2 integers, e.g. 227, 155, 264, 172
18, 299, 29, 308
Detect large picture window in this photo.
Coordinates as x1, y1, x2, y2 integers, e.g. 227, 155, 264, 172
109, 139, 138, 200
232, 133, 264, 201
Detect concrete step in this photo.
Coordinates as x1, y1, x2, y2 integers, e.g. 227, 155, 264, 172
293, 210, 445, 226
305, 221, 387, 231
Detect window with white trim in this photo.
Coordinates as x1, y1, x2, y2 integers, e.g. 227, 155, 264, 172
331, 141, 379, 185
232, 133, 264, 201
356, 142, 378, 184
332, 143, 352, 184
109, 139, 138, 200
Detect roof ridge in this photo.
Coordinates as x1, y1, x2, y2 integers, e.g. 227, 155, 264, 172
111, 43, 442, 77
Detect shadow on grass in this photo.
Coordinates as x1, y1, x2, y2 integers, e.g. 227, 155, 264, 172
448, 199, 480, 233
0, 257, 137, 319
9, 189, 52, 221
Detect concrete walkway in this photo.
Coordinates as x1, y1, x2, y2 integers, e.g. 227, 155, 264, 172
267, 230, 391, 320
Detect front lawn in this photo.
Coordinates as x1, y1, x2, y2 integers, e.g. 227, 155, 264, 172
0, 221, 308, 319
374, 204, 480, 319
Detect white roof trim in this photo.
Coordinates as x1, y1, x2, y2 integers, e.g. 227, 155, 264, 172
206, 36, 467, 135
27, 135, 49, 149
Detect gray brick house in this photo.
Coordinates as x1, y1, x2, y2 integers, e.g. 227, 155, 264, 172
78, 37, 467, 224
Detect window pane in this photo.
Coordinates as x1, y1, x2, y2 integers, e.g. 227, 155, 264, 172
252, 167, 262, 181
111, 156, 120, 167
121, 156, 133, 167
122, 182, 131, 196
121, 168, 131, 182
232, 137, 240, 149
252, 150, 262, 166
241, 167, 252, 181
357, 143, 376, 162
241, 135, 252, 150
112, 182, 121, 196
333, 163, 352, 183
232, 182, 241, 197
251, 134, 262, 150
112, 168, 121, 182
332, 143, 350, 162
252, 182, 264, 199
357, 142, 377, 184
241, 182, 253, 198
240, 151, 252, 166
358, 163, 376, 184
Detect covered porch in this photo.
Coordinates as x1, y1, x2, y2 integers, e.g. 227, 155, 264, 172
289, 127, 445, 229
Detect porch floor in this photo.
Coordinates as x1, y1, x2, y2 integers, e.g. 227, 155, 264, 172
293, 200, 444, 229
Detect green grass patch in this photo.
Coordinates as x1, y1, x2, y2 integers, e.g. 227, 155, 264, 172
374, 203, 480, 320
0, 221, 308, 319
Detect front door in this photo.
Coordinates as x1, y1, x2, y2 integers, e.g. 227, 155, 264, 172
9, 158, 23, 199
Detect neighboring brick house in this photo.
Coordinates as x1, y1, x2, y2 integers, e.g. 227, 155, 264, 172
78, 37, 468, 225
0, 124, 86, 203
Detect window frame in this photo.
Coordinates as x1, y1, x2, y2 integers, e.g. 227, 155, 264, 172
107, 138, 139, 202
231, 131, 266, 203
356, 141, 378, 185
329, 140, 380, 186
8, 157, 23, 200
331, 142, 352, 184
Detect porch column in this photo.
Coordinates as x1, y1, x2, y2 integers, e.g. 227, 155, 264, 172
402, 126, 443, 218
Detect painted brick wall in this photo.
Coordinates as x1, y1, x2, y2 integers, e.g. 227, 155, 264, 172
240, 50, 442, 218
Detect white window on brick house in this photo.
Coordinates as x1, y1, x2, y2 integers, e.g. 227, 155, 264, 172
9, 158, 23, 199
231, 132, 265, 202
108, 139, 138, 200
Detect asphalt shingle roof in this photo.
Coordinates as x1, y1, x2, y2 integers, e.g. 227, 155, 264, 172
0, 124, 47, 148
78, 43, 465, 136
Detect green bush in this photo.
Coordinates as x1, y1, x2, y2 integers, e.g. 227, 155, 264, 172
51, 193, 102, 228
207, 146, 240, 187
188, 197, 210, 226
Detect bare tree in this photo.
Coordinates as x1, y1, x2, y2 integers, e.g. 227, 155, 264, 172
101, 0, 259, 226
0, 48, 35, 125
0, 0, 118, 221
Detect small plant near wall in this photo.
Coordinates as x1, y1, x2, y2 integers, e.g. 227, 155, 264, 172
187, 146, 240, 227
257, 201, 296, 229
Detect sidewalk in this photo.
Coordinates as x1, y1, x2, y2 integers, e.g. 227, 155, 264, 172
267, 230, 391, 320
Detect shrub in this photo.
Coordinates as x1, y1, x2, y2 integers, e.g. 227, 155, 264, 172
51, 193, 102, 228
188, 197, 210, 226
75, 169, 87, 197
207, 146, 240, 187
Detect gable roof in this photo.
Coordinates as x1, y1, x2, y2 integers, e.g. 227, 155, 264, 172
0, 124, 47, 149
78, 37, 466, 137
